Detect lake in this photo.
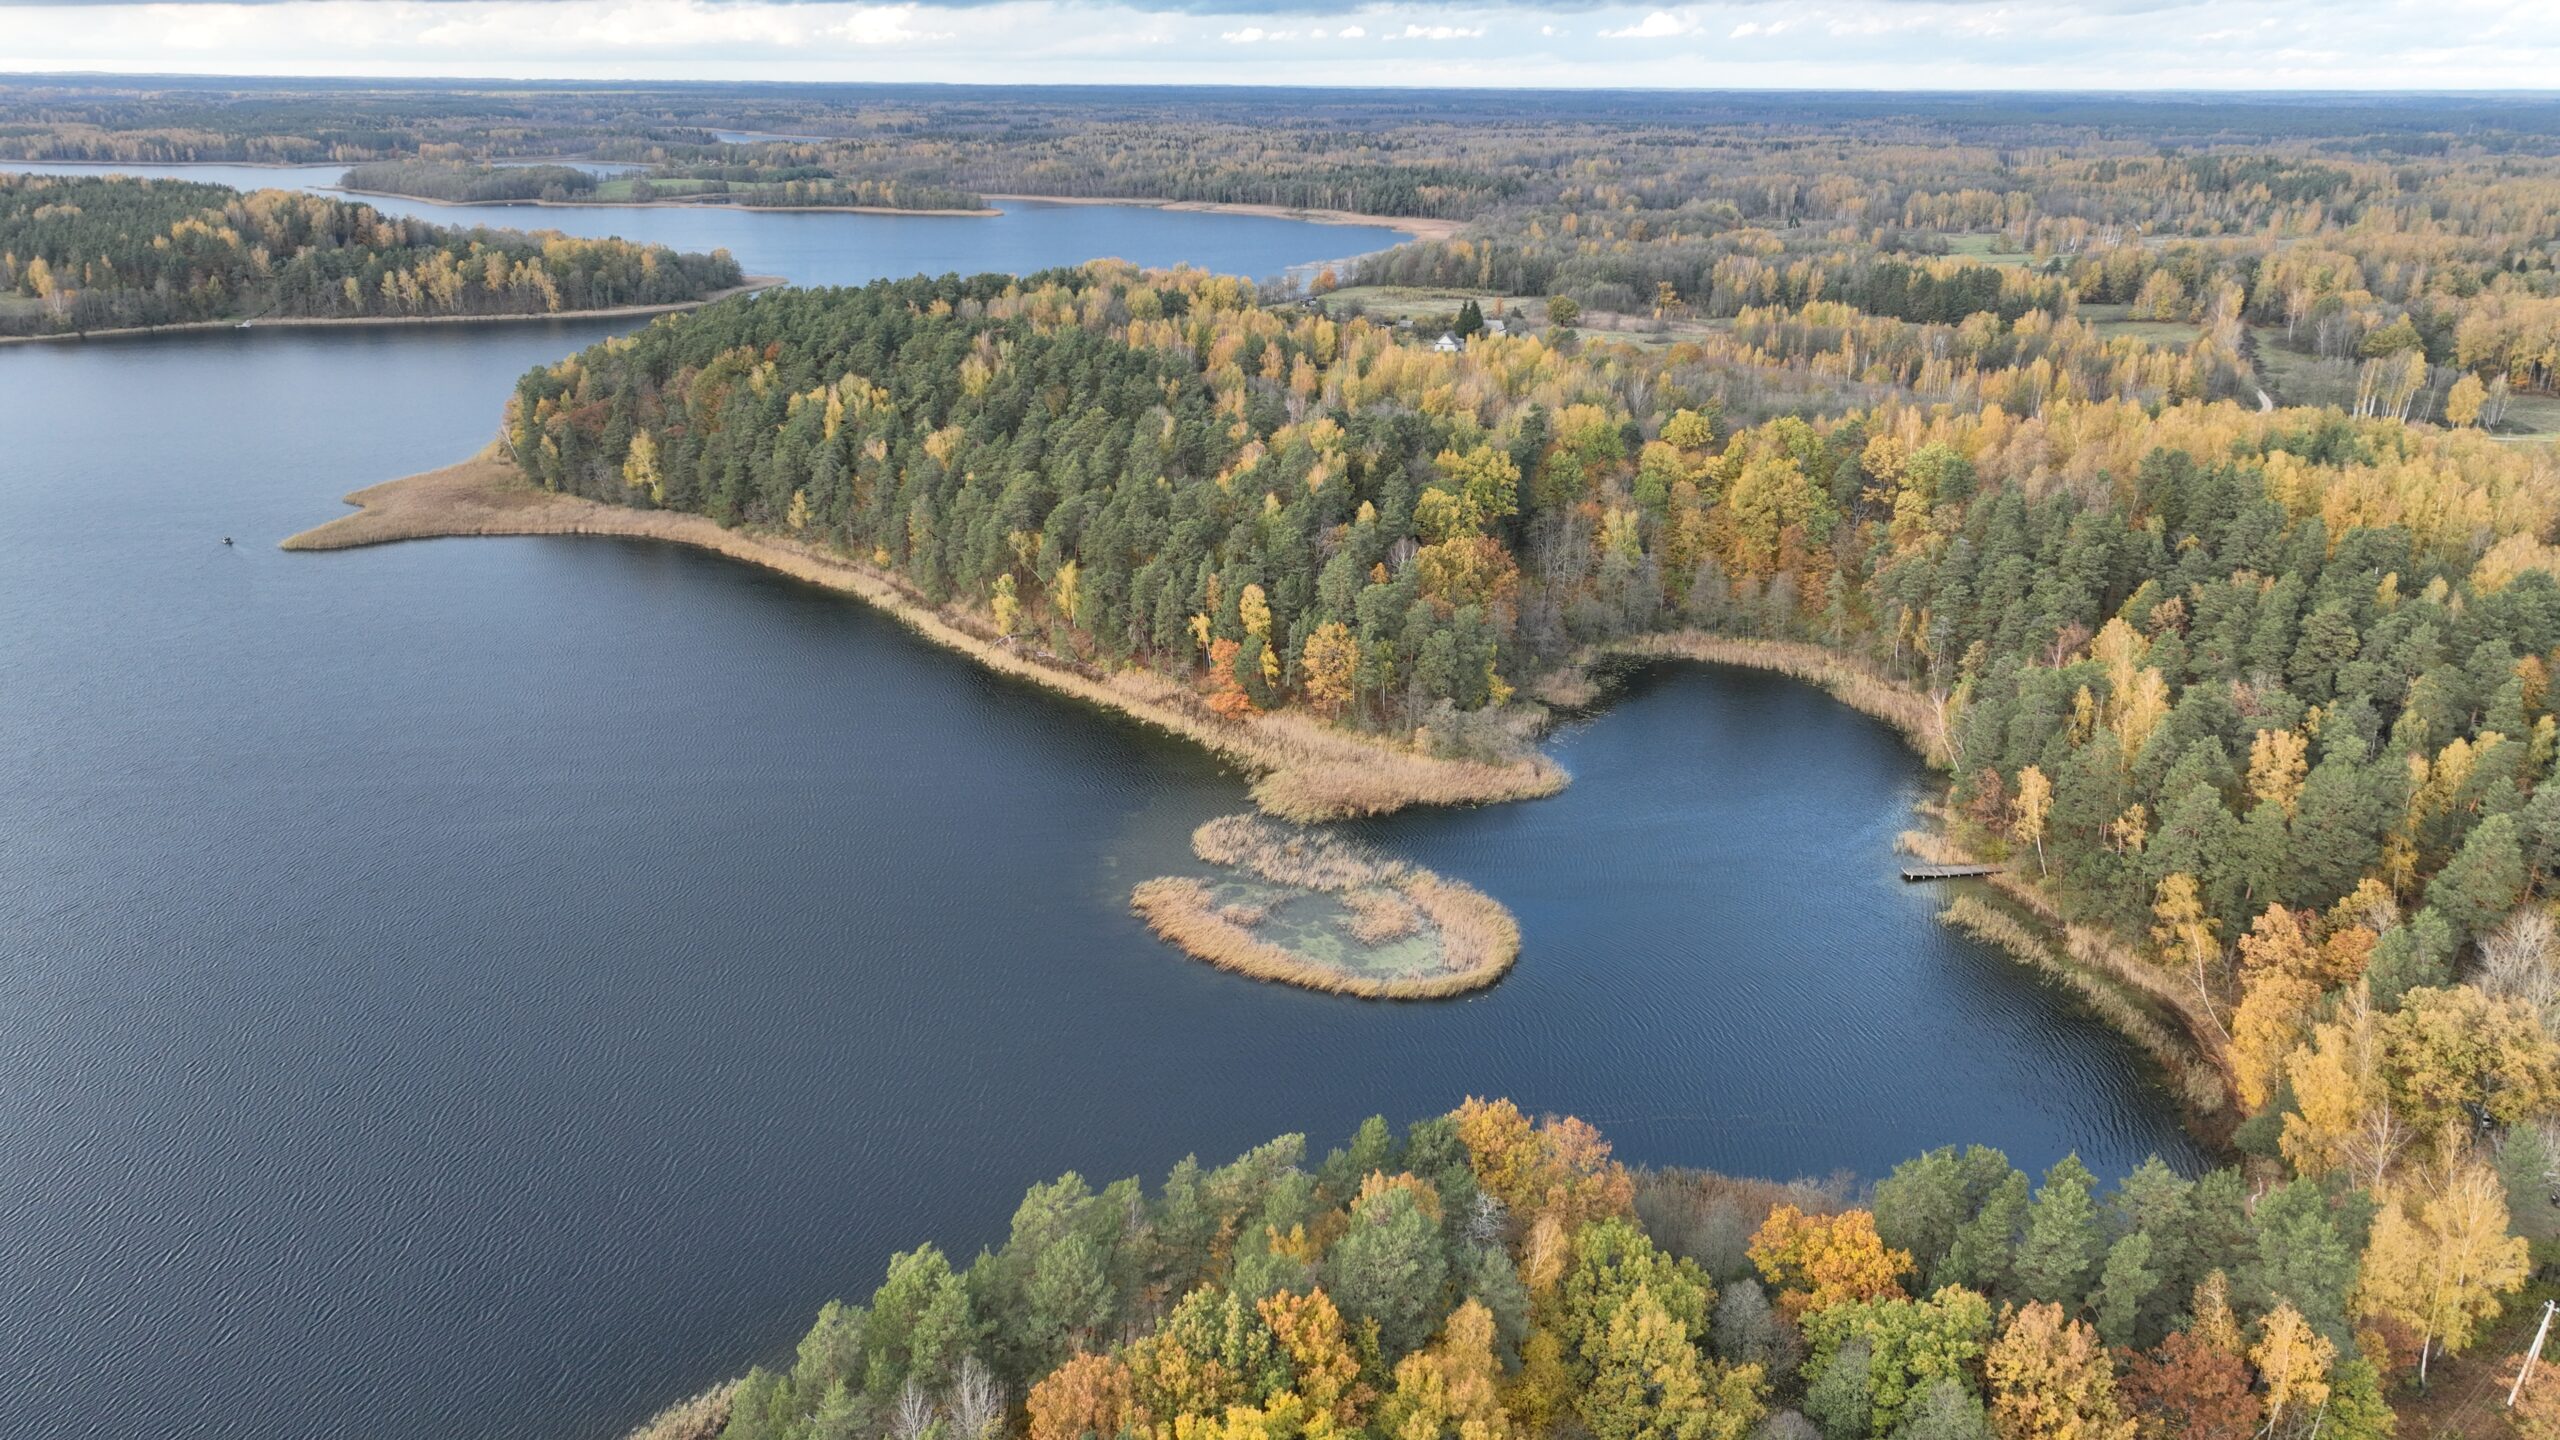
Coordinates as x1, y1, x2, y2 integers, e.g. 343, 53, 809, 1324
0, 160, 1406, 289
0, 193, 2197, 1440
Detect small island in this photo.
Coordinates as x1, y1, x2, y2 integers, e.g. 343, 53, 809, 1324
1132, 815, 1520, 997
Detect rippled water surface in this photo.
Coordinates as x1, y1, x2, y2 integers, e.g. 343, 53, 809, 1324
0, 195, 2197, 1440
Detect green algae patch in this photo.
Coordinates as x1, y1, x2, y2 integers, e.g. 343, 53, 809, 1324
1131, 816, 1519, 998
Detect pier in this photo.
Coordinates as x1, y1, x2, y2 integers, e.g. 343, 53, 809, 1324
1900, 863, 2002, 883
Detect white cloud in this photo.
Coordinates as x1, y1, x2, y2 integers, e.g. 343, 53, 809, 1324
12, 0, 2560, 89
1602, 10, 1695, 39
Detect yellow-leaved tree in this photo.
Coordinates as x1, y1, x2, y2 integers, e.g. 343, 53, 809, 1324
2250, 1305, 2334, 1434
2011, 765, 2052, 876
1379, 1299, 1508, 1440
1984, 1302, 2133, 1440
2357, 1151, 2529, 1385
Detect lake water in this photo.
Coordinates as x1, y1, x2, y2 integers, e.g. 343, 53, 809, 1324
0, 193, 2197, 1440
0, 160, 1404, 287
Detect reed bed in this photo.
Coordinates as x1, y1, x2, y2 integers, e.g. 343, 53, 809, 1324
1937, 893, 2228, 1115
286, 452, 1564, 824
1899, 822, 2232, 1113
617, 1381, 736, 1440
1131, 815, 1520, 999
1342, 887, 1423, 943
1194, 813, 1409, 890
1601, 632, 1950, 765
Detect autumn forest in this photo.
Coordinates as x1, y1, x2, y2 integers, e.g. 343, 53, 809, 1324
13, 79, 2560, 1440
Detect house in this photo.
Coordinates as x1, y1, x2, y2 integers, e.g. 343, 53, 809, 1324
1432, 332, 1461, 353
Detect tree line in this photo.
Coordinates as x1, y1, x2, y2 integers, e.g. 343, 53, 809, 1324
680, 1099, 2528, 1440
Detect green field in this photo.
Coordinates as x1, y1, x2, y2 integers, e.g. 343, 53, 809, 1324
2076, 302, 2201, 347
1317, 284, 1526, 325
1943, 232, 2036, 267
2491, 389, 2560, 441
1317, 285, 1735, 348
588, 177, 726, 201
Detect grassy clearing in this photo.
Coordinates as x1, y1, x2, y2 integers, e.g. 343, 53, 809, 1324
2076, 302, 2201, 347
285, 453, 1564, 824
1317, 285, 1517, 324
1133, 814, 1520, 998
1312, 287, 1725, 349
2247, 325, 2362, 410
1942, 233, 2036, 267
2495, 389, 2560, 441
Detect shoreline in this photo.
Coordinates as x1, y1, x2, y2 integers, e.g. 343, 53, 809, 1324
0, 276, 784, 347
1575, 632, 2235, 1140
986, 193, 1463, 242
285, 455, 2232, 1134
328, 185, 1000, 217
282, 453, 1565, 824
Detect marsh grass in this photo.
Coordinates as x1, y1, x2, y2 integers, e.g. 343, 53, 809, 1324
1131, 815, 1519, 998
286, 453, 1564, 824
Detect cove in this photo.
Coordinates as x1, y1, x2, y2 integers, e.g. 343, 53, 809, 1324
0, 204, 2193, 1440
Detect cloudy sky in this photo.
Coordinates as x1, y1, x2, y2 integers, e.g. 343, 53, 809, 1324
6, 0, 2557, 89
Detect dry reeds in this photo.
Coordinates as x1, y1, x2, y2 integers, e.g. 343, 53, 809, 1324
1131, 815, 1520, 999
1601, 632, 1949, 765
286, 452, 1564, 823
1899, 821, 2233, 1115
1937, 894, 2226, 1114
617, 1381, 737, 1440
1342, 887, 1423, 943
1194, 814, 1407, 890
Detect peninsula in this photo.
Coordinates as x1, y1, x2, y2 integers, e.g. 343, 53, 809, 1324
0, 173, 748, 339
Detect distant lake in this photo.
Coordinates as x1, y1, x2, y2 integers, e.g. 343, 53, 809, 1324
0, 159, 1407, 287
0, 193, 2196, 1440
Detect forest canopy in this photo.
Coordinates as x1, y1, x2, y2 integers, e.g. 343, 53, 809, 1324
673, 1100, 2483, 1440
0, 173, 744, 336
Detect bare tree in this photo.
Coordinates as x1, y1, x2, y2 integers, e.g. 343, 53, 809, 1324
2479, 907, 2560, 1037
892, 1379, 938, 1440
948, 1355, 1004, 1440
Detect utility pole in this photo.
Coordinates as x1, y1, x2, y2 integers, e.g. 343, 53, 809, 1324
2513, 1299, 2558, 1407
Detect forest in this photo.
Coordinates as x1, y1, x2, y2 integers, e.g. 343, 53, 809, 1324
0, 173, 744, 336
6, 82, 2553, 415
507, 263, 2560, 1419
337, 160, 602, 204
338, 156, 987, 212
655, 1100, 2547, 1440
40, 77, 2560, 1435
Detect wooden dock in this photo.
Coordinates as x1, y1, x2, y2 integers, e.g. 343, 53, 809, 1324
1900, 863, 2002, 883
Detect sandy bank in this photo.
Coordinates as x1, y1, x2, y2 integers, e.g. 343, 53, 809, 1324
0, 276, 785, 347
284, 453, 1564, 823
987, 194, 1463, 243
